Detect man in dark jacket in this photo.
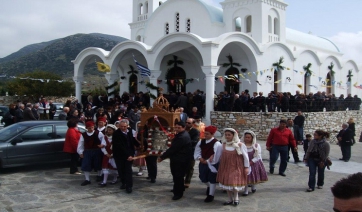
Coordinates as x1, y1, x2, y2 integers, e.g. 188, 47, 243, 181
337, 123, 354, 162
112, 119, 139, 193
158, 121, 192, 200
15, 103, 25, 122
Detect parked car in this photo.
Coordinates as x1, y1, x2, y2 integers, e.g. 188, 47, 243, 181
0, 120, 85, 168
53, 103, 64, 119
0, 105, 9, 129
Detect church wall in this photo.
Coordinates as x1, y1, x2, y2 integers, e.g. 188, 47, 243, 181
144, 0, 223, 46
157, 55, 204, 94
320, 56, 343, 96
343, 61, 360, 97
258, 45, 294, 95
215, 43, 254, 94
294, 51, 320, 95
211, 110, 362, 141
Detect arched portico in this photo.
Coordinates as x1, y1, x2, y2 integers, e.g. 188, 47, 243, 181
72, 48, 109, 102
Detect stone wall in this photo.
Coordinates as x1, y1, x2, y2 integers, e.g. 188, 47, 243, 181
211, 111, 362, 140
0, 96, 74, 105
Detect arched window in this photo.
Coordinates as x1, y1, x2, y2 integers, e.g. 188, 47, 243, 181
144, 1, 148, 14
274, 18, 280, 36
139, 3, 143, 15
234, 17, 241, 32
246, 16, 252, 33
268, 16, 272, 33
159, 1, 162, 6
176, 13, 180, 32
136, 35, 141, 41
165, 23, 169, 35
186, 19, 191, 33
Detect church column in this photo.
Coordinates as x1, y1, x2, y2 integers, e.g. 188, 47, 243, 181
149, 70, 162, 106
202, 66, 219, 125
105, 73, 119, 100
73, 76, 84, 101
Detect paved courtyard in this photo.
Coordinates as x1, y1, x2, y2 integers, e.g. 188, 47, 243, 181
1, 140, 361, 212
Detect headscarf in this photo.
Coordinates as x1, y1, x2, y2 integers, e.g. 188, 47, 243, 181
241, 130, 258, 158
221, 128, 242, 155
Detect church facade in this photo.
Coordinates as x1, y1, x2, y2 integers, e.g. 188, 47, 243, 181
73, 0, 361, 124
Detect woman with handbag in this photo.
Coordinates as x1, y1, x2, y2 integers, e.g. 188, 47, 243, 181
304, 130, 330, 192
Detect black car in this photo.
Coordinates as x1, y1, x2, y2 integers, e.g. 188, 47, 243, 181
0, 120, 85, 168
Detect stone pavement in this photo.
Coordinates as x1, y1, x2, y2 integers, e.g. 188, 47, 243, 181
0, 141, 361, 212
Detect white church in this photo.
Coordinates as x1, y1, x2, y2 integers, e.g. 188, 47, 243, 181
73, 0, 361, 124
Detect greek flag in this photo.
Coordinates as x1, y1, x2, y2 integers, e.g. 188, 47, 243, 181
133, 55, 151, 77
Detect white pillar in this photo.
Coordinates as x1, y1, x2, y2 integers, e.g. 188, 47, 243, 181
105, 74, 119, 100
73, 76, 84, 101
149, 70, 162, 106
202, 66, 219, 125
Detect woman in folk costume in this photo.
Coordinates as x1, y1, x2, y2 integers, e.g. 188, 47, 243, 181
99, 124, 118, 186
216, 128, 250, 206
194, 125, 222, 203
241, 130, 268, 196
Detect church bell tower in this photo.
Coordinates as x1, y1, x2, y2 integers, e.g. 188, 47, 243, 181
130, 0, 167, 42
220, 0, 288, 44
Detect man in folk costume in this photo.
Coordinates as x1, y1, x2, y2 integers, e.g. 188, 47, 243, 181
99, 124, 118, 187
112, 119, 139, 194
77, 121, 105, 186
194, 125, 222, 203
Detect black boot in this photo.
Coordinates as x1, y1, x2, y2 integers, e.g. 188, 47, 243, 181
204, 195, 214, 202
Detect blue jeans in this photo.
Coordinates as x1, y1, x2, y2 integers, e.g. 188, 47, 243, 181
298, 127, 304, 141
269, 145, 289, 174
307, 158, 326, 190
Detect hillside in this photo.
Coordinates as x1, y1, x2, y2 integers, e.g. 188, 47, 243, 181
0, 33, 127, 77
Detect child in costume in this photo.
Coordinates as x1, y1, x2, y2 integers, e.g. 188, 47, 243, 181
241, 130, 268, 196
194, 125, 222, 203
99, 124, 118, 186
216, 128, 250, 206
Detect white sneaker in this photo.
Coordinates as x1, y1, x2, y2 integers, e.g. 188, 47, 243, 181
137, 172, 143, 176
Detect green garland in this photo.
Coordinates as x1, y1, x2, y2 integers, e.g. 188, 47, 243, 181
146, 82, 159, 90
145, 82, 161, 100
105, 81, 118, 90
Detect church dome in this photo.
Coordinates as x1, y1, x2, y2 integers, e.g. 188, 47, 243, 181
198, 0, 223, 23
286, 28, 340, 53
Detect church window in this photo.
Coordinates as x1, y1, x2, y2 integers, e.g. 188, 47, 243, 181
159, 1, 162, 6
145, 1, 148, 14
268, 16, 272, 33
165, 23, 169, 35
186, 19, 191, 33
234, 17, 241, 32
246, 16, 252, 33
274, 18, 280, 36
176, 13, 180, 32
136, 35, 141, 41
139, 3, 143, 15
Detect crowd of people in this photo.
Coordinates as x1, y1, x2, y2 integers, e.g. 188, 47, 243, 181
61, 103, 360, 208
215, 90, 362, 112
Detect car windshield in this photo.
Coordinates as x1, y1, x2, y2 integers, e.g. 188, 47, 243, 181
0, 124, 27, 142
55, 104, 63, 110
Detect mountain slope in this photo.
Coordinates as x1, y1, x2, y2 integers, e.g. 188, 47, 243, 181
0, 33, 127, 77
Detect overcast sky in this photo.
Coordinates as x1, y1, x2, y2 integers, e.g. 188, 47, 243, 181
0, 0, 361, 64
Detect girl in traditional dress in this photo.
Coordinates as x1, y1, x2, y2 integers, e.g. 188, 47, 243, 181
241, 130, 268, 196
216, 128, 250, 206
99, 124, 118, 186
